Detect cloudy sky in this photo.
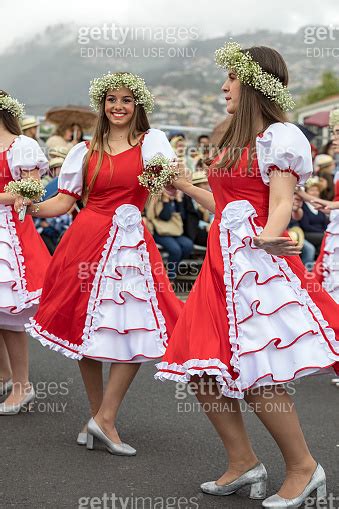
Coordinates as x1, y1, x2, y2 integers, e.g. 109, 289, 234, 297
1, 0, 338, 51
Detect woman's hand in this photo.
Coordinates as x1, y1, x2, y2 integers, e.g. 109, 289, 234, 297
253, 236, 302, 256
310, 197, 335, 213
172, 161, 192, 192
14, 195, 33, 214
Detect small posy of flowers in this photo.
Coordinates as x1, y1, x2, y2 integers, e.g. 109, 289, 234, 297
5, 178, 46, 202
89, 72, 155, 113
329, 108, 339, 129
0, 94, 25, 119
214, 41, 295, 112
138, 154, 179, 196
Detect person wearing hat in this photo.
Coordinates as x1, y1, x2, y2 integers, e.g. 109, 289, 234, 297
182, 170, 213, 247
21, 115, 46, 150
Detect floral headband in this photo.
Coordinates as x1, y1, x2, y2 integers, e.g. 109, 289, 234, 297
215, 41, 295, 112
89, 72, 155, 113
329, 109, 339, 129
0, 94, 25, 119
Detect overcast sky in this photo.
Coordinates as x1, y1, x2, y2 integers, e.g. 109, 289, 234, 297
1, 0, 338, 51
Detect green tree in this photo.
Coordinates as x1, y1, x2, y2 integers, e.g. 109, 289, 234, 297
299, 71, 339, 106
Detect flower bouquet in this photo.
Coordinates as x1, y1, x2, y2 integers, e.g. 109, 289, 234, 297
138, 153, 179, 196
5, 178, 46, 222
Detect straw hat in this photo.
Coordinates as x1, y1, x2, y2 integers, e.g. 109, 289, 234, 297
48, 146, 69, 159
21, 116, 39, 130
49, 157, 65, 170
192, 171, 208, 185
314, 154, 333, 169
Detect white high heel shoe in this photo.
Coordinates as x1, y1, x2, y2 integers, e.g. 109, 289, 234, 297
262, 464, 326, 508
0, 385, 35, 415
86, 418, 136, 456
77, 432, 88, 446
201, 463, 268, 499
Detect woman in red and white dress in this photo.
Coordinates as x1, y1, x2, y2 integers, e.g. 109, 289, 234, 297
156, 44, 339, 507
0, 91, 50, 414
23, 73, 183, 455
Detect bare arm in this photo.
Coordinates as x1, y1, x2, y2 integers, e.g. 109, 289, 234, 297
27, 193, 77, 218
253, 171, 301, 256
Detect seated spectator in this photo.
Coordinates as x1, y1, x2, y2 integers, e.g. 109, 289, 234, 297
46, 123, 82, 158
35, 211, 73, 255
197, 134, 212, 162
146, 190, 193, 279
299, 178, 329, 257
183, 171, 213, 247
288, 193, 315, 270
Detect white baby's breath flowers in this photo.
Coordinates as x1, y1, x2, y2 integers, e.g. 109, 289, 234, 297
5, 178, 46, 201
138, 154, 179, 196
215, 41, 295, 112
89, 72, 155, 113
329, 108, 339, 129
0, 94, 25, 119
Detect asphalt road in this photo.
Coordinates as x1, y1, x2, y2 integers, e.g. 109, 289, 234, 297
0, 338, 338, 509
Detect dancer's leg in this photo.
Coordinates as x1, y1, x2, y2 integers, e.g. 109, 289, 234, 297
94, 362, 140, 443
1, 329, 30, 405
195, 376, 259, 484
245, 386, 317, 499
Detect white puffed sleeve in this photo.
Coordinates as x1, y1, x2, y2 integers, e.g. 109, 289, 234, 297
7, 135, 49, 180
256, 122, 313, 186
141, 128, 176, 164
57, 142, 88, 199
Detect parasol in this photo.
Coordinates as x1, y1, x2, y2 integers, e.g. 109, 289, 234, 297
45, 105, 97, 131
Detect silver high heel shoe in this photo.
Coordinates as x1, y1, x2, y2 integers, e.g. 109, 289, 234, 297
200, 462, 268, 499
0, 385, 35, 415
86, 418, 136, 456
262, 464, 326, 508
77, 432, 88, 446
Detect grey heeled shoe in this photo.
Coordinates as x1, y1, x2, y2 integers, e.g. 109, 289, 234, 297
262, 464, 326, 508
77, 432, 88, 446
0, 385, 35, 415
86, 418, 136, 456
201, 462, 268, 499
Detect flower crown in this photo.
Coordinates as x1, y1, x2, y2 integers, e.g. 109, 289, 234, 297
329, 108, 339, 129
0, 94, 25, 119
89, 72, 155, 113
215, 41, 295, 112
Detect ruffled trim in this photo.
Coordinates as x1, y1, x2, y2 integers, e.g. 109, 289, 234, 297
80, 204, 168, 357
322, 211, 339, 300
0, 205, 42, 313
155, 358, 334, 399
58, 188, 82, 200
25, 318, 82, 360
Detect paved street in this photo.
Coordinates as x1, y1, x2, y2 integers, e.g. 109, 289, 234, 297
1, 338, 338, 509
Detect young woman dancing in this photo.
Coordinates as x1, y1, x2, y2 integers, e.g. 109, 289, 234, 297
22, 73, 183, 454
0, 91, 50, 415
155, 43, 339, 507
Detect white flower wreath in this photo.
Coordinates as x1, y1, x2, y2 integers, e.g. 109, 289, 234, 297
0, 94, 25, 119
215, 41, 295, 112
89, 72, 155, 113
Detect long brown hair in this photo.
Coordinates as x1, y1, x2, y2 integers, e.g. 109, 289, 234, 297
82, 79, 150, 203
0, 90, 22, 136
214, 46, 288, 170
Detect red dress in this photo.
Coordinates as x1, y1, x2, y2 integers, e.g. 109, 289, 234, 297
156, 123, 339, 398
314, 175, 339, 302
27, 129, 183, 362
0, 136, 51, 331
